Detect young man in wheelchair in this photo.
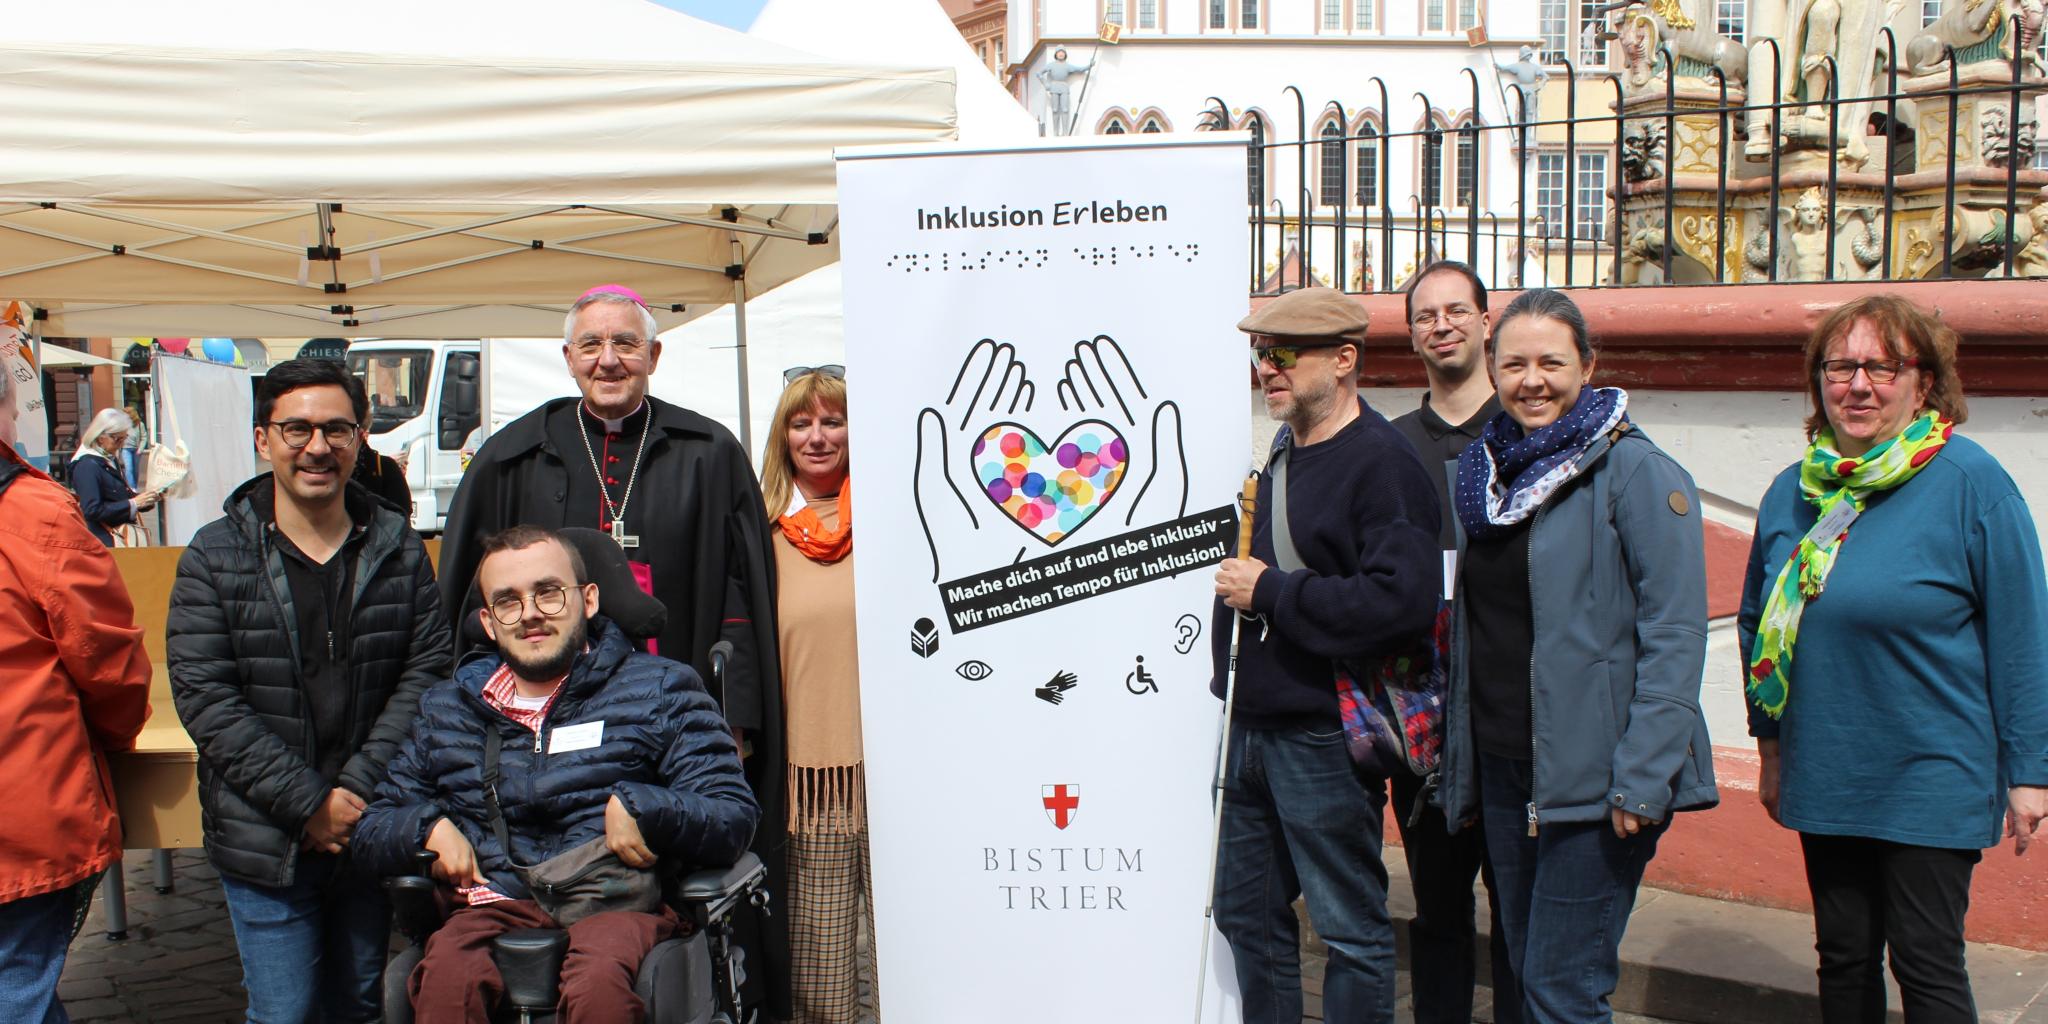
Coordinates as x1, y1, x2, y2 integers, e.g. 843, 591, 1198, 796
354, 525, 760, 1022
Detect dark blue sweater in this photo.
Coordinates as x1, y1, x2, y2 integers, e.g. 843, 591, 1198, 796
1210, 399, 1443, 729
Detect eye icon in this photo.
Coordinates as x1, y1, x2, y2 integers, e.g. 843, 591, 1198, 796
955, 660, 994, 681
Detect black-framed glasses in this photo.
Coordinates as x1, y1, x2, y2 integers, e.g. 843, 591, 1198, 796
1250, 343, 1344, 370
783, 364, 846, 385
569, 333, 651, 363
1820, 358, 1918, 384
267, 419, 361, 449
1410, 307, 1477, 331
488, 583, 572, 625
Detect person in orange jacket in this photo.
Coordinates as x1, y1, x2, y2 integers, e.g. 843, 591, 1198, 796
0, 361, 152, 1023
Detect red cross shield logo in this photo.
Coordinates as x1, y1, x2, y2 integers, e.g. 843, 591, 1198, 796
1042, 784, 1080, 830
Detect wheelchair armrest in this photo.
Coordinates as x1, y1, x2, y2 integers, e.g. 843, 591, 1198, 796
674, 851, 766, 927
384, 875, 452, 946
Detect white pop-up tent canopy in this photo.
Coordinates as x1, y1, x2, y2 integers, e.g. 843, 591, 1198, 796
0, 0, 958, 338
653, 0, 1040, 451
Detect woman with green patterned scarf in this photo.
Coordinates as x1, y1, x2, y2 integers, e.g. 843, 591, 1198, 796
1739, 294, 2048, 1024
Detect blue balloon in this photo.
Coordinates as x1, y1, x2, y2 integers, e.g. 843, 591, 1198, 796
201, 337, 236, 363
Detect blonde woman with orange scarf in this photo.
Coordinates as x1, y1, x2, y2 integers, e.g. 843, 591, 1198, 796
762, 366, 872, 1023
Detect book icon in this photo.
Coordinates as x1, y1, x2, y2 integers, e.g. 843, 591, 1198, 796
911, 618, 940, 659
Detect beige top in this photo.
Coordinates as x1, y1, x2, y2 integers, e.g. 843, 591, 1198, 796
773, 495, 862, 769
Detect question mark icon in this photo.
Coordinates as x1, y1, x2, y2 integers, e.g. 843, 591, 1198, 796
1173, 613, 1202, 654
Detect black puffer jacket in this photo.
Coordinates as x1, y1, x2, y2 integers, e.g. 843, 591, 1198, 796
167, 476, 452, 886
354, 616, 759, 895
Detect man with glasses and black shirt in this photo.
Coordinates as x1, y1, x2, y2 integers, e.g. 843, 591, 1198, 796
1387, 260, 1525, 1024
437, 284, 791, 1018
168, 358, 452, 1022
1211, 287, 1441, 1024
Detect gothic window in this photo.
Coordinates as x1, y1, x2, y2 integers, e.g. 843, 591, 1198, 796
1320, 121, 1346, 205
1354, 124, 1381, 206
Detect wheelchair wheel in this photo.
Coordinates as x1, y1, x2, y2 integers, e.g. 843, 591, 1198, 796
383, 945, 423, 1024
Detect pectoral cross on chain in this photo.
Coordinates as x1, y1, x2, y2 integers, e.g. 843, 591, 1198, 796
610, 519, 640, 551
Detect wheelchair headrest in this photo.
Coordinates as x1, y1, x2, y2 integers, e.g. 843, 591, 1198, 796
456, 527, 667, 650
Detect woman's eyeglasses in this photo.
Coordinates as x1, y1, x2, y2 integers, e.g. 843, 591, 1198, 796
783, 364, 846, 385
1820, 358, 1918, 384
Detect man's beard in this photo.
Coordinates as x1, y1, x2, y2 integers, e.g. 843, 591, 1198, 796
500, 615, 588, 683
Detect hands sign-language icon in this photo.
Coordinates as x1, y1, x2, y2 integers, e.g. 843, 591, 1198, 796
1034, 671, 1080, 705
916, 339, 1037, 582
1056, 335, 1187, 528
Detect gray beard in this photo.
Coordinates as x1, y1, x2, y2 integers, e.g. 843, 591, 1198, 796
500, 615, 588, 683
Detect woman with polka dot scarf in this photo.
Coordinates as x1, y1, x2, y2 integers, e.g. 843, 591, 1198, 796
1435, 288, 1717, 1024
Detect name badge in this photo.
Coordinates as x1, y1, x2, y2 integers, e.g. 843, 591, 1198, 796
548, 720, 604, 755
1803, 501, 1859, 547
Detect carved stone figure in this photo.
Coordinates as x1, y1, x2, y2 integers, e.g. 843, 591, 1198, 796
1635, 0, 1750, 88
1622, 119, 1671, 181
1787, 187, 1832, 279
2022, 0, 2048, 75
2015, 188, 2048, 276
1037, 48, 1096, 134
1498, 46, 1550, 122
1619, 223, 1671, 284
1983, 103, 2014, 165
1848, 210, 1885, 276
2018, 117, 2039, 165
1745, 0, 1887, 166
1904, 0, 2046, 76
1620, 13, 1658, 88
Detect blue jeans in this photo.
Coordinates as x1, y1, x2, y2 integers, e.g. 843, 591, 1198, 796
1214, 723, 1396, 1024
217, 853, 391, 1024
1391, 770, 1524, 1024
1479, 754, 1663, 1024
0, 886, 80, 1024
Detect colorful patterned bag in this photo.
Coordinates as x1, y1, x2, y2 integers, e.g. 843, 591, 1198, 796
1335, 602, 1448, 777
1269, 431, 1447, 777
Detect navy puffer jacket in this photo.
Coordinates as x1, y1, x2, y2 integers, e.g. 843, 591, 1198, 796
354, 616, 759, 897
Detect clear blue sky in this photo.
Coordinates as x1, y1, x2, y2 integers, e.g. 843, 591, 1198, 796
649, 0, 766, 30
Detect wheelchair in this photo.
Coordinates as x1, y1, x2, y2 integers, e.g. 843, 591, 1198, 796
379, 527, 772, 1024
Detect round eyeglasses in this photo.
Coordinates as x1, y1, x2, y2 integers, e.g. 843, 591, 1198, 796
489, 583, 571, 625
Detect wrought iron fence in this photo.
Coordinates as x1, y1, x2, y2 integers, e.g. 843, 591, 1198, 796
1211, 15, 2048, 296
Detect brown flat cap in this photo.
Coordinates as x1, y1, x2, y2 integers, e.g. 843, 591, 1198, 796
1236, 287, 1370, 344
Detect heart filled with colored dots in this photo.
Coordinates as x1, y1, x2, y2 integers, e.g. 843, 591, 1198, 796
972, 420, 1128, 545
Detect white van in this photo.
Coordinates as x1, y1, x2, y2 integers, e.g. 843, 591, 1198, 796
346, 339, 481, 533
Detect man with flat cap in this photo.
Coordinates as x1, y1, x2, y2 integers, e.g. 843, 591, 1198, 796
438, 284, 790, 1018
1210, 286, 1442, 1024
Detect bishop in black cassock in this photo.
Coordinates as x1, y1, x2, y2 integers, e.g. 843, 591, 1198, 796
436, 287, 790, 1017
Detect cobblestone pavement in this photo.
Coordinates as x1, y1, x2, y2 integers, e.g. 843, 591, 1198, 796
60, 850, 245, 1023
61, 849, 1680, 1023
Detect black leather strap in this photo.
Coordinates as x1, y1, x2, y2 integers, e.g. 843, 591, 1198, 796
480, 726, 517, 869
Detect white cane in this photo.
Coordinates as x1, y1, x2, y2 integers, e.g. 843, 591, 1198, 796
1195, 474, 1259, 1023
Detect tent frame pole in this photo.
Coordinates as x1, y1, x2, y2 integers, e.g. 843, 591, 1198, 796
731, 235, 753, 457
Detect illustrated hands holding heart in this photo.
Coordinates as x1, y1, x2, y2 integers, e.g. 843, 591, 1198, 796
916, 338, 1036, 581
914, 333, 1186, 583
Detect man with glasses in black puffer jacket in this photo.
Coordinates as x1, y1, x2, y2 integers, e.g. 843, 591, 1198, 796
168, 358, 452, 1024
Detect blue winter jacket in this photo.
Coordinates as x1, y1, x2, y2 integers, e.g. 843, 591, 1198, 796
353, 615, 759, 898
1439, 423, 1719, 831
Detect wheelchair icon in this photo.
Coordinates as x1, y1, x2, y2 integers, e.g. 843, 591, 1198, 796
1126, 656, 1157, 695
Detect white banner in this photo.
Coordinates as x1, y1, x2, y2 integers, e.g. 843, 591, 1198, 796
2, 302, 50, 467
153, 355, 255, 546
837, 136, 1250, 1023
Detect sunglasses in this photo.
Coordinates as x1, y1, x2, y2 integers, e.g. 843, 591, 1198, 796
783, 364, 846, 385
1249, 343, 1346, 370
